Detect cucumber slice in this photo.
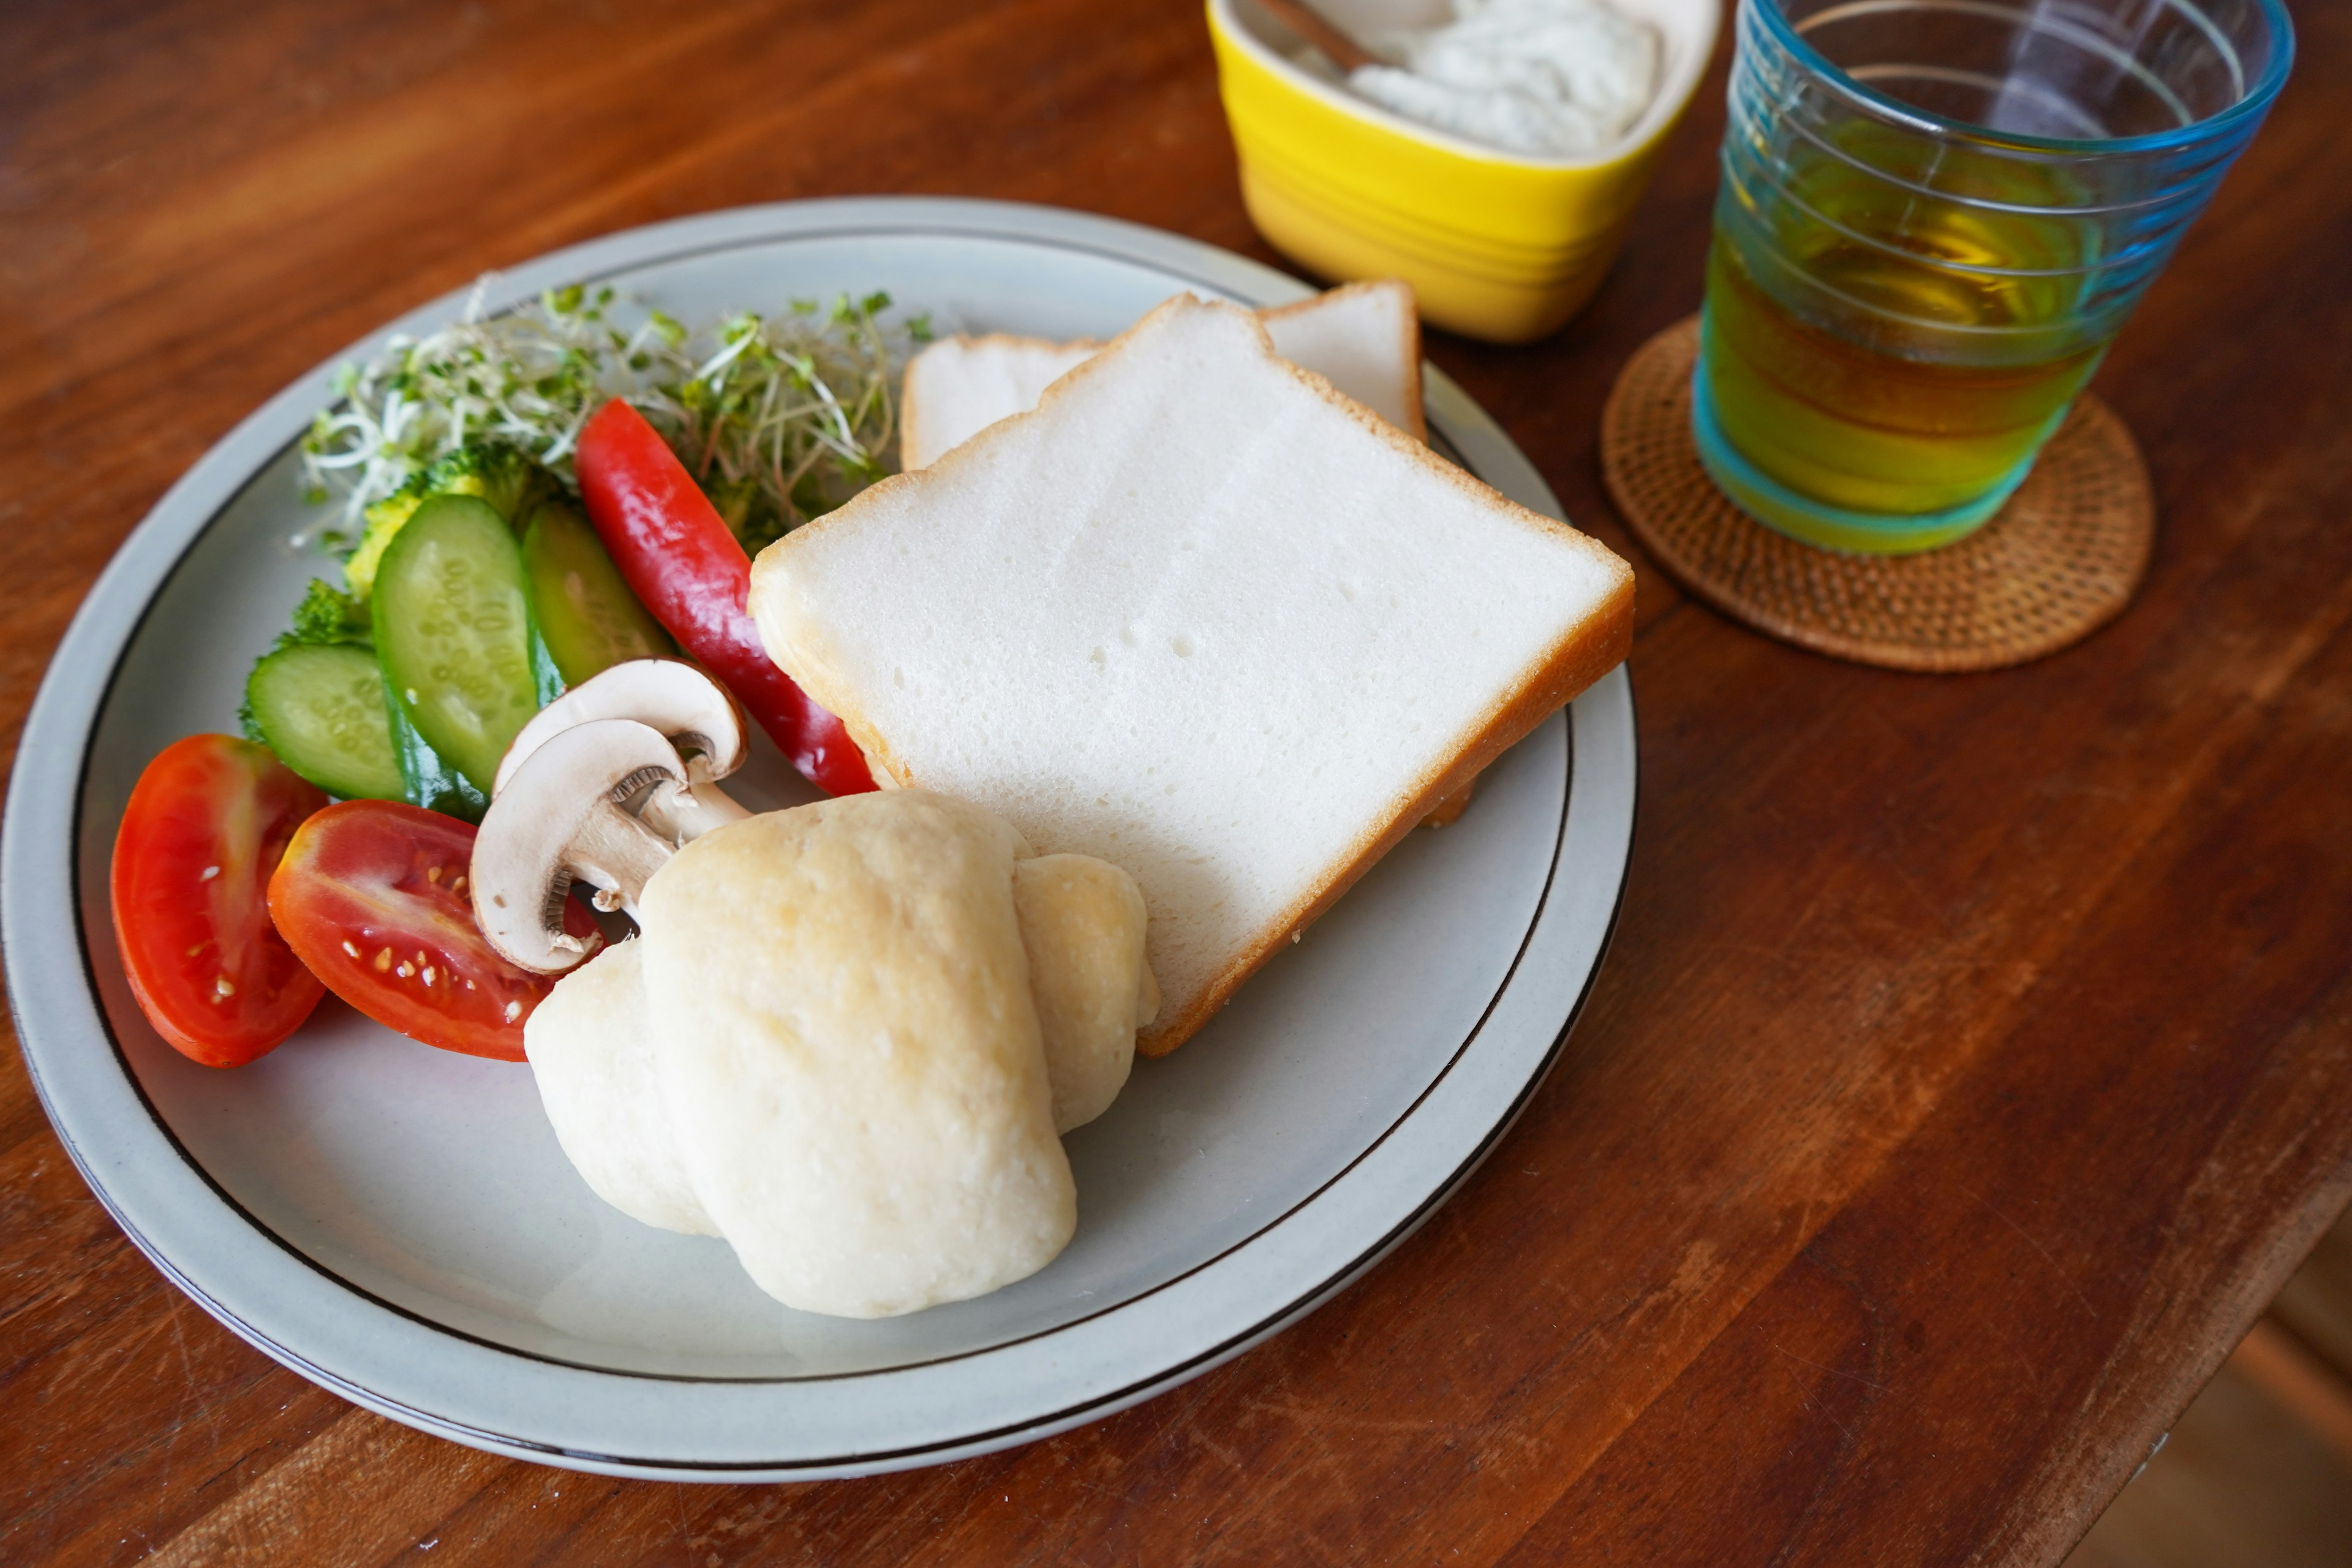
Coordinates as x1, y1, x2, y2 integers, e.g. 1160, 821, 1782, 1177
522, 500, 675, 686
244, 644, 405, 801
387, 695, 486, 821
372, 494, 541, 796
530, 627, 567, 709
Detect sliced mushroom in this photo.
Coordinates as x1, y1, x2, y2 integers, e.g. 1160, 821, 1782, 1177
494, 658, 748, 796
473, 718, 741, 974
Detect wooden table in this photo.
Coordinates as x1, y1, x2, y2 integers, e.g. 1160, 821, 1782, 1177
4, 2, 2347, 1562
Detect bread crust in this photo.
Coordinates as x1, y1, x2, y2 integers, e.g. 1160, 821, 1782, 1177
1136, 568, 1630, 1054
755, 293, 1634, 1055
1256, 277, 1426, 442
902, 279, 1424, 468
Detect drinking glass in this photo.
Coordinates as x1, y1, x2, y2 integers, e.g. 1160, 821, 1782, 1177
1694, 0, 2293, 554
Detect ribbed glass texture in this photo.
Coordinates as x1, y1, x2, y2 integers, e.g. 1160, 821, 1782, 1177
1693, 0, 2293, 553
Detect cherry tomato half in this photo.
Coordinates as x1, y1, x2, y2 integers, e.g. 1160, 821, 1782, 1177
267, 799, 599, 1061
110, 734, 329, 1068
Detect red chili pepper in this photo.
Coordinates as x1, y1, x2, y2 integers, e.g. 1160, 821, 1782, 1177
575, 399, 875, 796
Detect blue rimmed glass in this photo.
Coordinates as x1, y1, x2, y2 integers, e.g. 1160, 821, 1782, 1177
1693, 0, 2294, 554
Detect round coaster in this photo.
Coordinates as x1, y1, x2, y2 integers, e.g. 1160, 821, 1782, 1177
1600, 317, 2154, 673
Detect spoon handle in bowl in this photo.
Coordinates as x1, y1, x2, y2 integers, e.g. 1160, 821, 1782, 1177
1254, 0, 1378, 75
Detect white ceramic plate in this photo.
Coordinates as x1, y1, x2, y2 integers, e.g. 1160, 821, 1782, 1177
2, 198, 1634, 1480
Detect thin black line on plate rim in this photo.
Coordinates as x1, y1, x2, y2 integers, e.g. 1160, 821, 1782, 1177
37, 216, 1593, 1427
157, 765, 1627, 1478
65, 568, 1562, 1389
71, 728, 1601, 1474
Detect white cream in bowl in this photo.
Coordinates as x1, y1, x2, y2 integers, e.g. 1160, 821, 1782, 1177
1316, 0, 1665, 159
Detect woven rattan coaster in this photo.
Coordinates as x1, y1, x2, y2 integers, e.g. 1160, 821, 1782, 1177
1600, 317, 2154, 673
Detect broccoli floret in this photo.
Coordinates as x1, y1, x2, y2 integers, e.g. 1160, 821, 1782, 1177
277, 579, 372, 650
344, 479, 430, 602
239, 579, 368, 747
343, 445, 556, 601
438, 443, 551, 526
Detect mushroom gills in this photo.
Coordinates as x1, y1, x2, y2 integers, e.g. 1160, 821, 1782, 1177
472, 718, 712, 973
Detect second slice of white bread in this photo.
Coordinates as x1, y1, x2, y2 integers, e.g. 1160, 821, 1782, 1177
900, 336, 1100, 472
897, 279, 1425, 470
755, 294, 1632, 1057
1257, 282, 1424, 441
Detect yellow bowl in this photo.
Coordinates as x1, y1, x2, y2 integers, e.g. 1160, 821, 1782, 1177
1208, 0, 1721, 343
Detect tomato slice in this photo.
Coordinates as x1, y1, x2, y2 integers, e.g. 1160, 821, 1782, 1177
110, 734, 329, 1068
267, 799, 598, 1061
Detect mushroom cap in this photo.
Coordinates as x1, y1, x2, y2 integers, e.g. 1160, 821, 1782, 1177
493, 658, 748, 797
473, 718, 690, 974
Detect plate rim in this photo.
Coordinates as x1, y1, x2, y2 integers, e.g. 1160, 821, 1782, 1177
2, 196, 1636, 1480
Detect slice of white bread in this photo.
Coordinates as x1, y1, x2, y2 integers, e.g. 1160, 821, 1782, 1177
897, 279, 1425, 470
1257, 281, 1425, 441
900, 336, 1099, 473
755, 294, 1632, 1056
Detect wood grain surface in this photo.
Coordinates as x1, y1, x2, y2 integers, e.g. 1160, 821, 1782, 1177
4, 1, 2349, 1562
